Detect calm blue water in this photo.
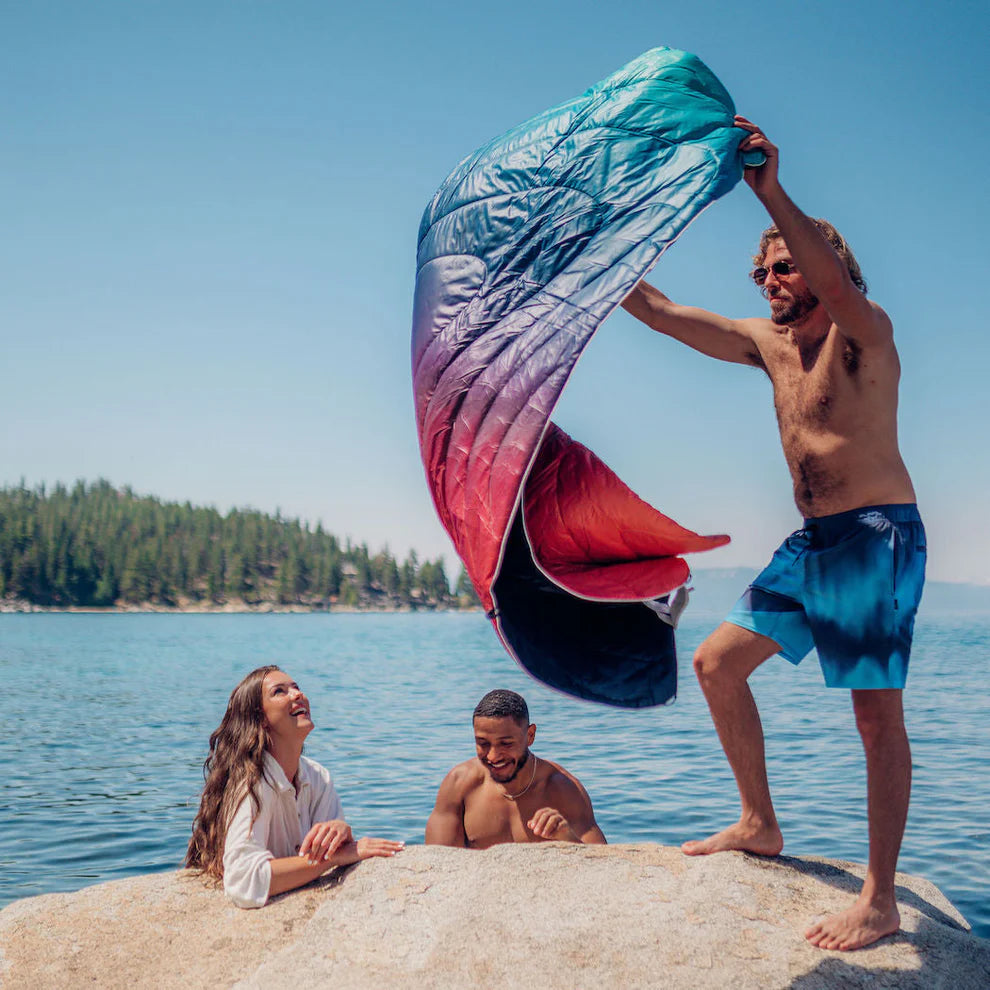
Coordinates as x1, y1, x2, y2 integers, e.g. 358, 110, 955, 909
0, 611, 987, 938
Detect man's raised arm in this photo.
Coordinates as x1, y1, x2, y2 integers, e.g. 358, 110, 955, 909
735, 114, 892, 347
622, 281, 765, 368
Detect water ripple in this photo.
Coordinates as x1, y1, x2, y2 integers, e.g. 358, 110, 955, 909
0, 612, 986, 937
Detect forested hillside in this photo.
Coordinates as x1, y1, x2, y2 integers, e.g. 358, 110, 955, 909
0, 480, 478, 610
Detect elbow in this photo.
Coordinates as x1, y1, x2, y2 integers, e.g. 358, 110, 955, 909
424, 828, 452, 847
621, 281, 662, 326
225, 887, 268, 910
619, 283, 646, 317
580, 826, 608, 845
222, 854, 272, 909
424, 812, 455, 847
425, 823, 463, 848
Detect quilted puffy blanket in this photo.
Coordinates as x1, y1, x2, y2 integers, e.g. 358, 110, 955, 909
412, 48, 753, 707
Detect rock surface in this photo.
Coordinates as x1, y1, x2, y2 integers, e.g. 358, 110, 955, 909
1, 844, 987, 989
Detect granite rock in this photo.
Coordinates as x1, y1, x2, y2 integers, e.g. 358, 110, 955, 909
1, 844, 987, 989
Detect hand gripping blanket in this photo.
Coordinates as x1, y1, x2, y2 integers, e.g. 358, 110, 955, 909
412, 48, 753, 707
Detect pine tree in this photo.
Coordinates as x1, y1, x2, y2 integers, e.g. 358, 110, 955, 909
0, 481, 478, 611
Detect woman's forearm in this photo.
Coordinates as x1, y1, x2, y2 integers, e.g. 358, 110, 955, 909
267, 855, 337, 897
267, 841, 365, 897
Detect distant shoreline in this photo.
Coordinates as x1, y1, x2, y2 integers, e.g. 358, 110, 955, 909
0, 599, 484, 616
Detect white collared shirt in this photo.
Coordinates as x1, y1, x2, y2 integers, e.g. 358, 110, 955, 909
222, 751, 343, 909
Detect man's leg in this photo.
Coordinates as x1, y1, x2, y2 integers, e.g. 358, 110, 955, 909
805, 688, 909, 950
682, 622, 784, 857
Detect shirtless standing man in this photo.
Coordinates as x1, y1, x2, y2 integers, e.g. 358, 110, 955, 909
426, 689, 606, 848
622, 117, 926, 951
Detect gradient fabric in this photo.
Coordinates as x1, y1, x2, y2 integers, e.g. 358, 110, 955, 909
412, 47, 753, 706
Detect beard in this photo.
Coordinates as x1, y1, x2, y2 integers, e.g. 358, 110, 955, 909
769, 286, 819, 326
484, 749, 529, 783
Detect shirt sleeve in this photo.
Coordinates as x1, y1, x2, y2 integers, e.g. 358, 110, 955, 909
222, 790, 275, 909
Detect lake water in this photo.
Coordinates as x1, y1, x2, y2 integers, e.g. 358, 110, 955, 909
0, 611, 987, 938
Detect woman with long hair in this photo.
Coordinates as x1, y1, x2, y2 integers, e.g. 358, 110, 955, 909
187, 665, 403, 908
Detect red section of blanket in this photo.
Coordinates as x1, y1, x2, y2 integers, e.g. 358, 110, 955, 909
521, 424, 730, 601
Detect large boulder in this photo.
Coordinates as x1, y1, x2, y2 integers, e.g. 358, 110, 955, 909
1, 844, 986, 988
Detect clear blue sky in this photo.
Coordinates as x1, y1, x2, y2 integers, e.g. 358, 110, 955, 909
3, 1, 987, 583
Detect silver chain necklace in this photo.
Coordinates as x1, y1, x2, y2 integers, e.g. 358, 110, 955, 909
502, 754, 539, 800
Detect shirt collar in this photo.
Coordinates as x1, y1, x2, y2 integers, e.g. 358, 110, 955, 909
262, 751, 310, 795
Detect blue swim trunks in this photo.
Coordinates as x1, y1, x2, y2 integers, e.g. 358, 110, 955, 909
726, 504, 926, 689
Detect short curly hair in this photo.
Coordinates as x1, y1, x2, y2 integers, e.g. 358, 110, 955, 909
473, 689, 529, 724
753, 219, 867, 294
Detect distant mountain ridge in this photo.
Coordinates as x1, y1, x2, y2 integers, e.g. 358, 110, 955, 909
686, 567, 990, 617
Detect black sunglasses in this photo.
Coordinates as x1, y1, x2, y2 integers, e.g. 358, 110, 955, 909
751, 261, 798, 285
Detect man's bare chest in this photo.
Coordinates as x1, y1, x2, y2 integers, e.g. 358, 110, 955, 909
463, 789, 540, 847
768, 335, 863, 433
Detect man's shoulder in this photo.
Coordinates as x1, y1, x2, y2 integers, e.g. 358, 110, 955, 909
440, 758, 484, 792
804, 294, 893, 353
743, 316, 785, 346
741, 315, 778, 332
733, 316, 780, 368
541, 760, 590, 801
840, 299, 894, 349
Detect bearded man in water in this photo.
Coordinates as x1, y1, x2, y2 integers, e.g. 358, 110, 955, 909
425, 689, 606, 848
621, 116, 925, 951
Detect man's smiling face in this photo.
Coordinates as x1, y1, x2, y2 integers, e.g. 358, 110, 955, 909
473, 715, 535, 784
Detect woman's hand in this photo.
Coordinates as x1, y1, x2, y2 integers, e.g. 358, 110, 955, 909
356, 837, 405, 859
327, 836, 405, 867
299, 819, 352, 865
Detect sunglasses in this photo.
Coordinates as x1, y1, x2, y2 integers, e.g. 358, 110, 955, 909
751, 261, 798, 285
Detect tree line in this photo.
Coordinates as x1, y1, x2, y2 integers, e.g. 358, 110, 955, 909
0, 480, 480, 610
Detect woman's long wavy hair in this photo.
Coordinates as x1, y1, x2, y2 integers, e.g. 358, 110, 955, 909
185, 665, 280, 880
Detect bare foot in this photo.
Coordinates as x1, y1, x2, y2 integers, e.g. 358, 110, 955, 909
681, 820, 783, 857
804, 899, 900, 951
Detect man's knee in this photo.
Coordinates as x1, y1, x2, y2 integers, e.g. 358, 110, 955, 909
693, 627, 775, 686
852, 689, 906, 748
692, 640, 729, 686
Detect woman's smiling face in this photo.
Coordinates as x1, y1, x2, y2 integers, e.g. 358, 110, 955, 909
261, 670, 314, 745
